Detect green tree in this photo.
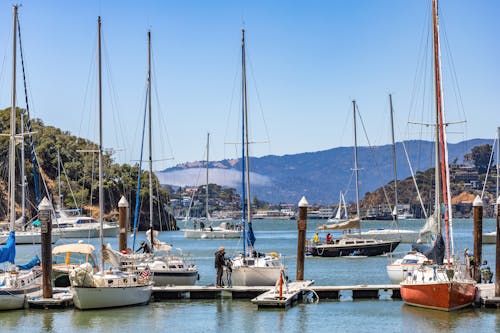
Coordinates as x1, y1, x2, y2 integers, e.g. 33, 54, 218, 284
464, 144, 493, 174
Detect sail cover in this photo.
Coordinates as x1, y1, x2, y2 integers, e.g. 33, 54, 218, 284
17, 255, 40, 270
247, 223, 256, 247
0, 231, 16, 264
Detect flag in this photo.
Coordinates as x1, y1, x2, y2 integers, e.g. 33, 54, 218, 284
140, 266, 151, 280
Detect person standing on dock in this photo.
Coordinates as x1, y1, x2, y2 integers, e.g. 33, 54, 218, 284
215, 246, 226, 287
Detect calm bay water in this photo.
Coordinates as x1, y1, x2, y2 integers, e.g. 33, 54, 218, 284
2, 218, 499, 332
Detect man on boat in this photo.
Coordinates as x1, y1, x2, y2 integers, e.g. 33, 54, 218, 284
326, 233, 332, 244
215, 246, 226, 287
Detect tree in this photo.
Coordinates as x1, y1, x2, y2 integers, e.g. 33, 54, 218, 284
464, 144, 493, 174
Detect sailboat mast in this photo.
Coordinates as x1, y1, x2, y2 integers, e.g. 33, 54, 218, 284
57, 150, 61, 209
148, 30, 154, 246
389, 94, 398, 220
497, 127, 499, 212
241, 28, 249, 256
97, 16, 104, 273
432, 0, 452, 264
206, 132, 210, 220
352, 100, 360, 219
21, 111, 26, 221
9, 5, 18, 231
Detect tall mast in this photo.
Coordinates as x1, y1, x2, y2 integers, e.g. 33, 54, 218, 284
9, 5, 18, 232
21, 111, 26, 222
206, 132, 210, 220
432, 0, 452, 264
497, 127, 499, 212
352, 100, 360, 219
57, 149, 61, 209
97, 16, 104, 273
148, 30, 154, 247
389, 94, 398, 220
241, 28, 249, 256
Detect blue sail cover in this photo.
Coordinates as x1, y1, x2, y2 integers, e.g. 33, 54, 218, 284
246, 223, 256, 247
0, 231, 16, 264
17, 255, 40, 270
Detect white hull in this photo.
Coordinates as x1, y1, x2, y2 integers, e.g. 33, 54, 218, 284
483, 231, 496, 244
183, 229, 241, 239
152, 271, 199, 286
0, 231, 60, 245
0, 273, 41, 310
72, 285, 152, 310
346, 229, 419, 243
53, 224, 118, 239
231, 266, 282, 286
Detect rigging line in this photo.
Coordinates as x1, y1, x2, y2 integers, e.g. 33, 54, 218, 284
102, 37, 128, 162
132, 83, 149, 251
151, 48, 175, 167
355, 104, 393, 213
60, 156, 79, 209
247, 51, 272, 155
481, 137, 496, 200
77, 32, 98, 144
17, 19, 41, 205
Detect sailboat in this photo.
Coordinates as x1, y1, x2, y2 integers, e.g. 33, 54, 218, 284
400, 0, 476, 311
132, 30, 199, 286
0, 5, 42, 311
230, 28, 284, 286
184, 133, 241, 239
70, 17, 153, 310
344, 95, 419, 243
325, 192, 348, 223
308, 101, 400, 257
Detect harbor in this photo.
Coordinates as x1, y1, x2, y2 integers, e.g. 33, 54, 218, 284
1, 217, 499, 332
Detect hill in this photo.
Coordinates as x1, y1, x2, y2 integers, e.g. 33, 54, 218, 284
157, 139, 491, 205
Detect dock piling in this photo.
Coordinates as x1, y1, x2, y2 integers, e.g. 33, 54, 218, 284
38, 197, 53, 298
473, 195, 483, 283
118, 196, 129, 252
296, 196, 309, 281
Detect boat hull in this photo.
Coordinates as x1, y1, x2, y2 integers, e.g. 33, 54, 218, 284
151, 270, 199, 286
53, 225, 118, 238
71, 285, 152, 310
0, 232, 60, 245
183, 229, 241, 239
309, 240, 400, 257
400, 281, 476, 311
483, 231, 496, 244
231, 266, 282, 286
0, 284, 40, 310
346, 230, 419, 243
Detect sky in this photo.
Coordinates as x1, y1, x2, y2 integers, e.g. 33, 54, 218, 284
0, 0, 498, 171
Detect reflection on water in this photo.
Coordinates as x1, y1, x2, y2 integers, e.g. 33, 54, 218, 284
401, 304, 483, 331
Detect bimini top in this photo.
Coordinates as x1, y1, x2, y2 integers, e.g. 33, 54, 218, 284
52, 243, 95, 255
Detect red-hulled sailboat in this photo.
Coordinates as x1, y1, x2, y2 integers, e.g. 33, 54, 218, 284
399, 0, 476, 311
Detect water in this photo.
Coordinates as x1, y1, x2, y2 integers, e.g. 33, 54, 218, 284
2, 218, 500, 332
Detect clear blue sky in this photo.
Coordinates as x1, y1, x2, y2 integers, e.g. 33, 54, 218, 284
0, 0, 498, 170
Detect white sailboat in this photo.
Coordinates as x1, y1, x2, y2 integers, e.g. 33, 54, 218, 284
70, 17, 153, 310
0, 5, 42, 311
327, 192, 348, 223
133, 30, 199, 286
341, 95, 418, 244
309, 101, 400, 257
230, 29, 284, 286
184, 133, 241, 239
483, 126, 499, 244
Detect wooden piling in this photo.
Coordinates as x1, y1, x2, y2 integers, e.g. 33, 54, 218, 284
473, 195, 483, 283
39, 197, 53, 299
496, 196, 500, 297
296, 196, 309, 281
118, 196, 129, 252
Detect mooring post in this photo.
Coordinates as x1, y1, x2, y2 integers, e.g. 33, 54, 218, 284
496, 196, 500, 296
296, 196, 309, 281
473, 195, 483, 283
118, 196, 129, 252
39, 197, 53, 298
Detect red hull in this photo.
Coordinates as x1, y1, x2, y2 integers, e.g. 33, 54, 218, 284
400, 281, 476, 311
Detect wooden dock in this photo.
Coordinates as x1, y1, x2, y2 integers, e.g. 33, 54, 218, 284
475, 283, 500, 308
251, 280, 315, 309
27, 288, 74, 309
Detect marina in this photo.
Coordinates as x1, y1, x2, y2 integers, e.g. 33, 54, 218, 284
1, 218, 500, 331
